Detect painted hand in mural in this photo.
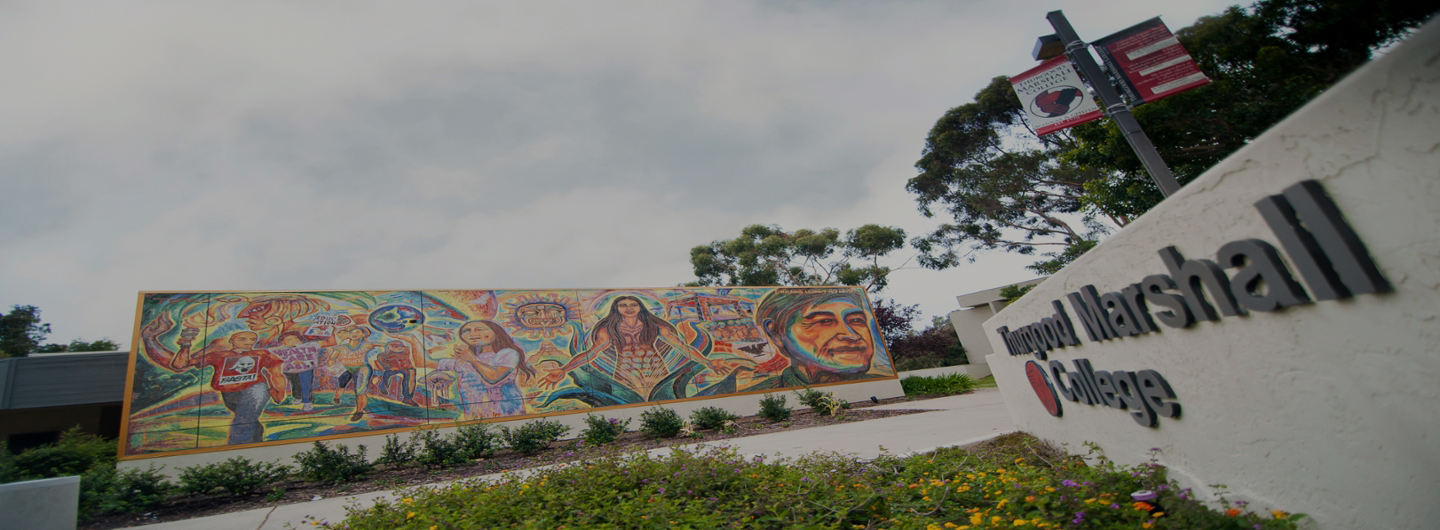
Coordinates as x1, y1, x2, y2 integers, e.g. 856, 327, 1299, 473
536, 365, 570, 389
139, 311, 186, 367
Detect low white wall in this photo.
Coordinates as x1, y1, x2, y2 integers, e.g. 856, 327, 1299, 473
982, 19, 1440, 530
949, 307, 997, 367
119, 377, 903, 477
0, 475, 79, 530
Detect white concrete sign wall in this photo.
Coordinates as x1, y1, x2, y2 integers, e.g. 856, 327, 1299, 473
983, 19, 1440, 530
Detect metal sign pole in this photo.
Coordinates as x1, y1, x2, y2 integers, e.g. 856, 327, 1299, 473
1046, 10, 1182, 198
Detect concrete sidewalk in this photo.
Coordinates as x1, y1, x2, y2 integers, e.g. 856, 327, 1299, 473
124, 388, 1014, 530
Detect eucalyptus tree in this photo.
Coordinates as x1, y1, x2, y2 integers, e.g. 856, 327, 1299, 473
688, 223, 907, 293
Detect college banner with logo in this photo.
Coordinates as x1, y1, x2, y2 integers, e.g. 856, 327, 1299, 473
1009, 55, 1104, 136
1093, 17, 1211, 105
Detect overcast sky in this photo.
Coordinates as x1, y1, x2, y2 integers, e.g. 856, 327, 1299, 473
1, 0, 1236, 349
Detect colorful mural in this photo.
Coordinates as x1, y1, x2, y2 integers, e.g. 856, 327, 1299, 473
121, 287, 896, 458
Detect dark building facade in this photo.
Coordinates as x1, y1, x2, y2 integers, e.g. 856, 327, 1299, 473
0, 351, 127, 452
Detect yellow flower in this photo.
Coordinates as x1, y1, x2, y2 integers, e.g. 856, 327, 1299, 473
944, 524, 958, 528
991, 516, 1002, 524
402, 497, 414, 504
923, 496, 932, 501
430, 526, 438, 530
1142, 523, 1153, 529
971, 513, 984, 525
928, 525, 943, 530
406, 512, 416, 519
1012, 519, 1028, 526
1025, 496, 1036, 502
1273, 510, 1290, 520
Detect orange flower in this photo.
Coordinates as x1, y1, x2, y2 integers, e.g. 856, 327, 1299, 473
1225, 509, 1241, 517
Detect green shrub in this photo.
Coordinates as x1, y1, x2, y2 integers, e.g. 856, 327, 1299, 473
794, 388, 848, 416
454, 423, 501, 459
374, 433, 418, 468
293, 441, 373, 485
793, 387, 826, 409
580, 414, 630, 446
757, 393, 791, 422
8, 427, 116, 480
413, 430, 467, 469
689, 406, 740, 430
502, 419, 570, 456
0, 444, 16, 483
638, 407, 685, 439
900, 372, 975, 396
78, 465, 172, 521
1, 429, 166, 520
720, 421, 740, 436
178, 456, 291, 497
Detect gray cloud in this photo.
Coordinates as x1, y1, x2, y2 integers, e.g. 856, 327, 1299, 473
0, 0, 1236, 344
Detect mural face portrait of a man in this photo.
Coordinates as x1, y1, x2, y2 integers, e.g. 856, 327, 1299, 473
757, 289, 878, 384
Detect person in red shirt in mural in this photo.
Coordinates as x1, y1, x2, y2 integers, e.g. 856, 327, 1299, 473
169, 330, 286, 445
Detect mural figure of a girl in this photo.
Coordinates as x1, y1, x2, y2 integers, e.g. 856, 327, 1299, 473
407, 320, 536, 420
537, 296, 751, 406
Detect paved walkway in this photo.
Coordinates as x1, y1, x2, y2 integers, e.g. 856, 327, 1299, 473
125, 388, 1014, 530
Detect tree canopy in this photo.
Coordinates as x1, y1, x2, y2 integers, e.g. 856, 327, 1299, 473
1073, 0, 1438, 218
907, 75, 1120, 275
0, 305, 50, 358
0, 305, 120, 357
688, 224, 907, 293
910, 0, 1436, 273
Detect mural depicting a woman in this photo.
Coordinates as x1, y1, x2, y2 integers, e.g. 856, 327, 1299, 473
538, 296, 750, 406
427, 320, 536, 419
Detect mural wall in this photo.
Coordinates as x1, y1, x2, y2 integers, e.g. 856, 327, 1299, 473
121, 287, 895, 458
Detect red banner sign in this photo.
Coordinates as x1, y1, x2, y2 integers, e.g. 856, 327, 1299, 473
1010, 55, 1104, 136
1093, 17, 1210, 104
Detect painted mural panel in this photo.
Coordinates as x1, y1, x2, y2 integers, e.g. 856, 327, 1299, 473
122, 287, 896, 458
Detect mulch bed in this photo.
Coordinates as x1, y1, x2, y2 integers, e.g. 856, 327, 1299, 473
88, 396, 948, 529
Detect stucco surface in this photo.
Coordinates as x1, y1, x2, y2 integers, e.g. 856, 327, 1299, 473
982, 18, 1440, 530
0, 475, 80, 530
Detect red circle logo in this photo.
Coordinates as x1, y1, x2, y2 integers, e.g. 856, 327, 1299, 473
1025, 361, 1063, 417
